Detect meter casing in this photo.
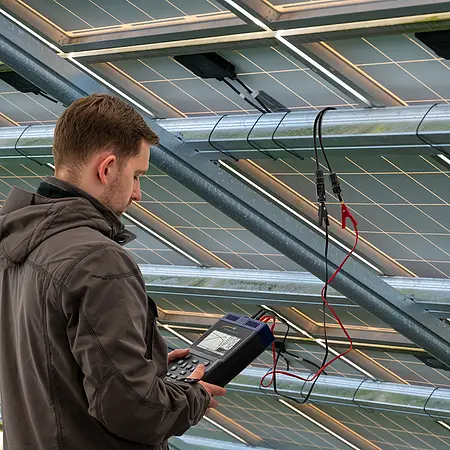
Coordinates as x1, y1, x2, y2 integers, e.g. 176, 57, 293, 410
164, 313, 274, 387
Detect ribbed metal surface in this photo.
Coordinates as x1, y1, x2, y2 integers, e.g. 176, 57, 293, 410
159, 106, 450, 159
139, 264, 450, 317
231, 367, 450, 420
2, 105, 450, 161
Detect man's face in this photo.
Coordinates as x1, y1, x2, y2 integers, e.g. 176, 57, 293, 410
100, 140, 150, 216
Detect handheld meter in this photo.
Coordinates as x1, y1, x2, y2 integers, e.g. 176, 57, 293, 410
165, 313, 275, 387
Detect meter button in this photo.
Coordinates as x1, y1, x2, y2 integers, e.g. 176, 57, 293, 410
186, 365, 193, 370
170, 366, 177, 371
192, 359, 199, 364
181, 363, 187, 368
180, 370, 187, 375
203, 361, 210, 366
171, 374, 177, 379
177, 360, 184, 365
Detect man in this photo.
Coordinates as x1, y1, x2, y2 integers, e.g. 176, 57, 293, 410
0, 94, 226, 450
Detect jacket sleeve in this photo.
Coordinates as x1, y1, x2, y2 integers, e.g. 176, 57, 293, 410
61, 244, 210, 445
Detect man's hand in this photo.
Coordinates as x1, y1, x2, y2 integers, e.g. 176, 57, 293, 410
168, 348, 190, 363
189, 364, 226, 410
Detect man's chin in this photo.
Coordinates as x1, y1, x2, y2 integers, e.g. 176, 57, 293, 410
115, 206, 130, 218
109, 202, 131, 218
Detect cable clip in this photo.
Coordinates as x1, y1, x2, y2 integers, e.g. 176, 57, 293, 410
341, 203, 357, 230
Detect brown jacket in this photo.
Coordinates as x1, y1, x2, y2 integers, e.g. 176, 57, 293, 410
0, 177, 209, 450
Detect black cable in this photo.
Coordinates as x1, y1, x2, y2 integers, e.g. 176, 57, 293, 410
315, 108, 331, 386
416, 103, 450, 157
259, 314, 301, 405
222, 78, 267, 114
235, 77, 253, 94
271, 322, 301, 404
282, 352, 325, 373
222, 77, 241, 96
282, 198, 330, 407
235, 77, 271, 114
314, 109, 328, 225
259, 109, 345, 407
256, 309, 320, 406
13, 125, 47, 167
321, 215, 330, 378
283, 109, 333, 405
317, 107, 336, 173
316, 107, 343, 202
284, 205, 331, 407
313, 109, 327, 172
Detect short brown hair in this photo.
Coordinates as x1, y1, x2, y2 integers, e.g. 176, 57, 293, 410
53, 94, 159, 170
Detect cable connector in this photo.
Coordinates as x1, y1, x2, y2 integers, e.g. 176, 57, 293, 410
329, 172, 343, 202
318, 203, 329, 228
315, 170, 326, 203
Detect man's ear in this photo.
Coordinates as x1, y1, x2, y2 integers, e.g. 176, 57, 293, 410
97, 154, 117, 185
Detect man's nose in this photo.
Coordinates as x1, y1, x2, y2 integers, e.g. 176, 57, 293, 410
132, 188, 142, 202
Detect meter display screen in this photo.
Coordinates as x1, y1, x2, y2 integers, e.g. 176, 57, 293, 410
197, 330, 241, 356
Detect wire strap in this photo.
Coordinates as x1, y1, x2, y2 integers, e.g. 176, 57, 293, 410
271, 111, 304, 161
352, 379, 374, 413
246, 114, 277, 161
13, 125, 47, 167
423, 387, 439, 420
416, 103, 450, 156
208, 115, 239, 162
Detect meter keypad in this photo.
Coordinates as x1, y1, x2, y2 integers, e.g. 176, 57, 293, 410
164, 355, 211, 383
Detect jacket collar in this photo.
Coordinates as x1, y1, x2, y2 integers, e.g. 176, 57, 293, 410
38, 176, 136, 246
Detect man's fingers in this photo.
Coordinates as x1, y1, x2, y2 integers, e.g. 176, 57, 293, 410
210, 385, 226, 397
189, 364, 205, 380
201, 382, 226, 397
167, 348, 190, 363
168, 348, 189, 359
198, 381, 226, 411
209, 397, 219, 409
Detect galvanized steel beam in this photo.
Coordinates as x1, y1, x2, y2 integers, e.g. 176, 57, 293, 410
230, 367, 450, 420
159, 107, 450, 159
2, 103, 450, 161
138, 265, 450, 318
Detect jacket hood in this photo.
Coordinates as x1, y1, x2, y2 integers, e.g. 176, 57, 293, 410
0, 177, 135, 268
